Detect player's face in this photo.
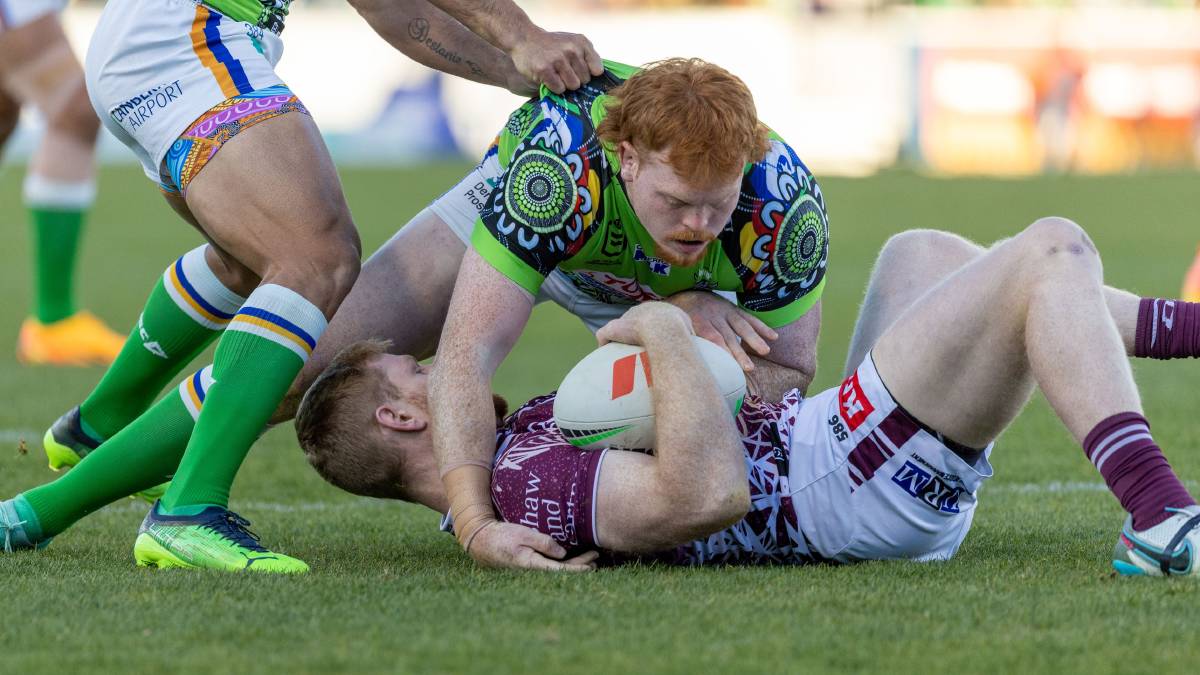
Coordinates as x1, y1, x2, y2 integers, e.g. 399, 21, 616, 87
619, 143, 741, 267
376, 354, 431, 410
374, 354, 509, 422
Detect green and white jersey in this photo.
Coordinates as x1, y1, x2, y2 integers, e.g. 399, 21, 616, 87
471, 62, 829, 328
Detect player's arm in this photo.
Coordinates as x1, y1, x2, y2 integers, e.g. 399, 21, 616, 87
590, 303, 750, 553
430, 249, 592, 571
346, 0, 535, 95
746, 300, 820, 400
425, 0, 603, 93
668, 290, 819, 399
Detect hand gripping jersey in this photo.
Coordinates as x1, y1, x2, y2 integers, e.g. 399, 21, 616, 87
471, 62, 830, 328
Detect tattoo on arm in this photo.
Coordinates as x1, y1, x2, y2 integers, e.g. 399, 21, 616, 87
408, 16, 472, 69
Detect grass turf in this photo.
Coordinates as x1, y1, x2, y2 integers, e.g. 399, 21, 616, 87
1, 163, 1199, 673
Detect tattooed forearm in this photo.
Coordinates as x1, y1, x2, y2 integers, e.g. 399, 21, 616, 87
409, 17, 469, 67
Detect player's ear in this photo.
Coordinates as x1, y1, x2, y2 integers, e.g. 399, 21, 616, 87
618, 141, 640, 180
375, 404, 427, 433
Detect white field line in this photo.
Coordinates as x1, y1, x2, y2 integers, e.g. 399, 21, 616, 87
0, 429, 40, 443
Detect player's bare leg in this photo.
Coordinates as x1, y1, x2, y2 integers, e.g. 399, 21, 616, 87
847, 229, 1180, 373
127, 111, 360, 574
274, 208, 466, 422
0, 14, 124, 365
871, 217, 1198, 576
844, 229, 984, 376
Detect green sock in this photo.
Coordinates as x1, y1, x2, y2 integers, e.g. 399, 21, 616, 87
161, 284, 326, 511
28, 207, 84, 324
21, 367, 208, 538
11, 495, 44, 542
24, 176, 97, 324
78, 246, 243, 440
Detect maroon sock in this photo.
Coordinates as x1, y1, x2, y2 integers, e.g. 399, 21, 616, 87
1134, 298, 1200, 359
1084, 412, 1195, 530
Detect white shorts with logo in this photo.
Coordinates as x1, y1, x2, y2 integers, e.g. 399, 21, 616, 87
84, 0, 285, 183
0, 0, 64, 32
784, 354, 994, 563
428, 151, 737, 333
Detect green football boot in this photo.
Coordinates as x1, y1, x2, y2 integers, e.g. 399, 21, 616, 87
44, 407, 168, 503
134, 502, 308, 574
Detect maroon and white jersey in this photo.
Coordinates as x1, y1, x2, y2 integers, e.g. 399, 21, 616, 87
475, 352, 995, 565
486, 392, 818, 565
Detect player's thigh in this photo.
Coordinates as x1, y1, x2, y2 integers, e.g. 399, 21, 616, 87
0, 14, 90, 126
162, 191, 261, 297
183, 111, 359, 284
281, 208, 469, 419
844, 230, 984, 376
0, 12, 65, 79
870, 235, 1036, 448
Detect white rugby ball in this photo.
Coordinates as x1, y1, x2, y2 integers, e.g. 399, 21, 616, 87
553, 336, 746, 451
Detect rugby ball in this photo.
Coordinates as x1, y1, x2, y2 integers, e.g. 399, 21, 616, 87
553, 336, 746, 451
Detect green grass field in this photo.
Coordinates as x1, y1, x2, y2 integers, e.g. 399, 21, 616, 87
2, 163, 1199, 674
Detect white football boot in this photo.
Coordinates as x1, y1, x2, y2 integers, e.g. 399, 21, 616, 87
1112, 505, 1200, 577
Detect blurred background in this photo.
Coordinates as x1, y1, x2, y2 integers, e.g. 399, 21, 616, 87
5, 0, 1200, 178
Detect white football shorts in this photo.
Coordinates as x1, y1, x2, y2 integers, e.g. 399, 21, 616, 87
84, 0, 285, 183
429, 150, 737, 334
784, 353, 994, 563
0, 0, 65, 32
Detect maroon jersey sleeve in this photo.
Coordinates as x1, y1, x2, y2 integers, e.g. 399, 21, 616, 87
490, 396, 607, 553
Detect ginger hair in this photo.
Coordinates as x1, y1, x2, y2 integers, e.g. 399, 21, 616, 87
596, 58, 770, 186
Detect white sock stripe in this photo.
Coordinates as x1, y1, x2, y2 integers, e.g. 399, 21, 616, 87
226, 321, 312, 361
1088, 423, 1150, 462
199, 364, 215, 390
177, 365, 216, 422
160, 246, 245, 330
243, 284, 329, 338
1150, 299, 1161, 348
227, 284, 328, 359
22, 175, 97, 210
1094, 432, 1155, 473
179, 246, 247, 314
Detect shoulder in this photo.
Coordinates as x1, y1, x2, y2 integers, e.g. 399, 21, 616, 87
720, 134, 830, 316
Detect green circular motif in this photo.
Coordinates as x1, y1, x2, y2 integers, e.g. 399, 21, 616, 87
505, 149, 578, 234
773, 194, 827, 284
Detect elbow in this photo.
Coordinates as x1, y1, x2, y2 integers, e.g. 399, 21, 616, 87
674, 472, 750, 539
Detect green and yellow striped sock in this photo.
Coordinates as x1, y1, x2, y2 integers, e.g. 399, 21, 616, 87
79, 246, 244, 440
161, 284, 326, 511
21, 365, 210, 538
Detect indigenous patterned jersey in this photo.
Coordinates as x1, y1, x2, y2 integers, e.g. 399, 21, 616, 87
471, 61, 830, 328
487, 392, 816, 566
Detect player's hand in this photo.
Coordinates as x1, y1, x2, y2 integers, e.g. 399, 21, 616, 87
597, 302, 692, 347
509, 29, 603, 94
466, 519, 598, 572
666, 291, 777, 371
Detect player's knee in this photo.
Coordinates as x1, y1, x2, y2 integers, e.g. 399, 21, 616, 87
878, 229, 981, 275
46, 82, 100, 144
288, 227, 361, 313
1017, 217, 1103, 282
1019, 217, 1098, 261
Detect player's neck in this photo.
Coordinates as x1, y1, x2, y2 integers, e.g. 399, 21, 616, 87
402, 449, 449, 513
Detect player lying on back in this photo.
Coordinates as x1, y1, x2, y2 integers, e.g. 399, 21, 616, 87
296, 218, 1200, 575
